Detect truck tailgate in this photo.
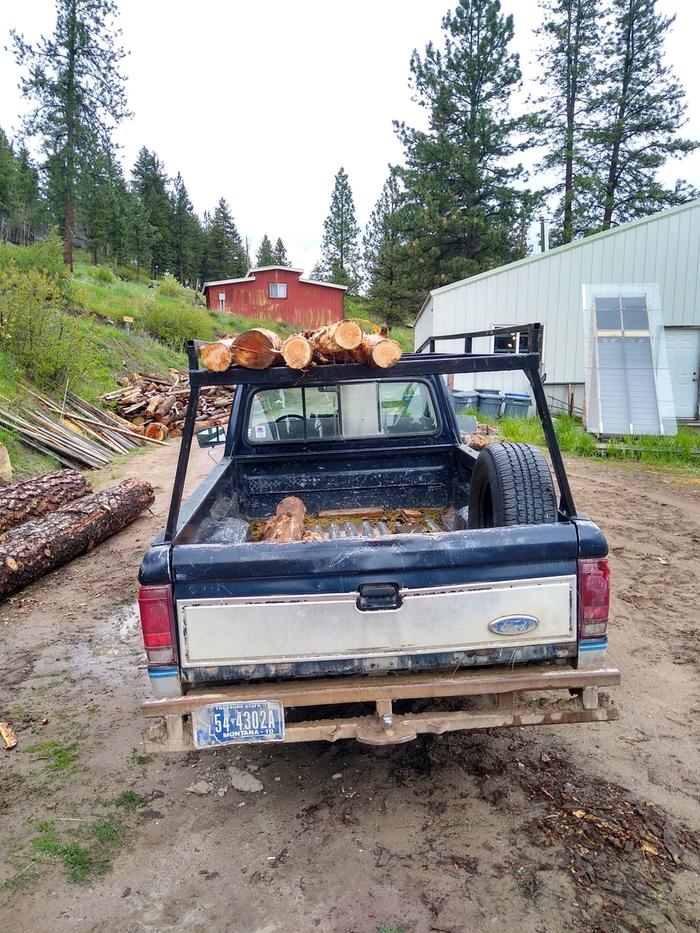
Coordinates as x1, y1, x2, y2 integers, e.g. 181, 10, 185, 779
171, 523, 579, 674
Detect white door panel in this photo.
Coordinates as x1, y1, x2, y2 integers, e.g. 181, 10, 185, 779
665, 328, 700, 418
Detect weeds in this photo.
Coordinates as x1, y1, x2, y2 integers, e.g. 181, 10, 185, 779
128, 747, 152, 767
29, 818, 125, 884
112, 790, 142, 810
24, 740, 80, 773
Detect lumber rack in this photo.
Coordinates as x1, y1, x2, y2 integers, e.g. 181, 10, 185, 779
164, 323, 576, 542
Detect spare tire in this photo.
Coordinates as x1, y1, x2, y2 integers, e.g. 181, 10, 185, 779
467, 442, 557, 529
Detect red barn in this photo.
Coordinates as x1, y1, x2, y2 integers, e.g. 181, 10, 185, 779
203, 266, 347, 330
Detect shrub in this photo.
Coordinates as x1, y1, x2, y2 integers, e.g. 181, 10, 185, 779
0, 263, 94, 390
142, 301, 217, 349
91, 266, 114, 284
159, 273, 190, 300
0, 232, 68, 292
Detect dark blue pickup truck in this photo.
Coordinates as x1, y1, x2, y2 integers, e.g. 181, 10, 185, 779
138, 325, 619, 751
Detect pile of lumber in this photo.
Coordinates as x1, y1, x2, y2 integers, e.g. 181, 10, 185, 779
0, 389, 161, 470
0, 470, 155, 600
102, 371, 234, 439
199, 322, 403, 373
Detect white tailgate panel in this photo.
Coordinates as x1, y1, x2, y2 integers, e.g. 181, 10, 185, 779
178, 576, 576, 667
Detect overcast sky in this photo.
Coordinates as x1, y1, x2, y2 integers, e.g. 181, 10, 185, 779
1, 0, 699, 273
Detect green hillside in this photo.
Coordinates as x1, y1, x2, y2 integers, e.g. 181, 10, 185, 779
0, 239, 413, 477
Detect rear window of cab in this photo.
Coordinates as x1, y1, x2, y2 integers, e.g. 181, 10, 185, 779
246, 380, 439, 444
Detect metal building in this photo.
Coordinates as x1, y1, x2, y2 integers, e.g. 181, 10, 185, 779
414, 200, 700, 420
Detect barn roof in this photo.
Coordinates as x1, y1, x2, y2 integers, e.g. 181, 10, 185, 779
416, 198, 700, 321
203, 267, 348, 291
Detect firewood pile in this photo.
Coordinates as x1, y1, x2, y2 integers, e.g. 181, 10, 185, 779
0, 469, 154, 600
0, 388, 163, 470
199, 322, 403, 373
250, 498, 452, 543
101, 371, 235, 439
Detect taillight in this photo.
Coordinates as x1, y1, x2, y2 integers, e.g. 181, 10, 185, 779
138, 585, 177, 664
578, 557, 610, 638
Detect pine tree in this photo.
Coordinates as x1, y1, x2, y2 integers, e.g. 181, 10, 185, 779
11, 0, 130, 268
81, 149, 114, 264
363, 170, 410, 323
170, 173, 202, 286
11, 146, 43, 243
393, 0, 530, 308
533, 0, 600, 243
0, 129, 15, 229
131, 147, 173, 277
272, 237, 290, 266
201, 197, 246, 282
255, 233, 275, 267
588, 0, 698, 229
319, 167, 362, 292
124, 192, 157, 278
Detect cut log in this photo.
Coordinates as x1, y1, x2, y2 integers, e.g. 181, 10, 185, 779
282, 334, 313, 370
357, 333, 402, 368
0, 443, 11, 484
317, 507, 385, 519
308, 321, 364, 358
0, 469, 92, 535
263, 496, 306, 543
232, 328, 282, 370
199, 336, 238, 372
0, 478, 155, 600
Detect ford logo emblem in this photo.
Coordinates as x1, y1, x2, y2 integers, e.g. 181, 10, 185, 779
488, 615, 540, 636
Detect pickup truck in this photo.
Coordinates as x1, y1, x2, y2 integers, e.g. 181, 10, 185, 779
138, 324, 619, 751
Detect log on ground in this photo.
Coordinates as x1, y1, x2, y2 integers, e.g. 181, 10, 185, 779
0, 469, 92, 535
0, 478, 155, 599
263, 496, 306, 543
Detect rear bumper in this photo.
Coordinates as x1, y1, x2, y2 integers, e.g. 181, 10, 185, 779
141, 663, 620, 750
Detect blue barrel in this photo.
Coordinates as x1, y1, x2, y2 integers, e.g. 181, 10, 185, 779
450, 389, 479, 414
477, 390, 503, 417
503, 392, 531, 418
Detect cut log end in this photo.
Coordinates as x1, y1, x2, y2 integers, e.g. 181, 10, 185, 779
332, 320, 364, 350
263, 496, 306, 543
282, 334, 313, 370
370, 337, 402, 369
199, 336, 237, 373
233, 328, 283, 370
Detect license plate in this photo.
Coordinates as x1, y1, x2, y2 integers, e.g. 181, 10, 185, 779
192, 700, 285, 748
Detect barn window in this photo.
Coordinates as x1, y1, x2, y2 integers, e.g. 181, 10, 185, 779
269, 282, 287, 299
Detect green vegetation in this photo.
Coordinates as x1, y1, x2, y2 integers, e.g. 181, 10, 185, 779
24, 740, 80, 774
112, 790, 143, 810
30, 818, 126, 884
483, 412, 700, 468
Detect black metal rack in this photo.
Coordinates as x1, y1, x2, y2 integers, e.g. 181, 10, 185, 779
164, 323, 576, 542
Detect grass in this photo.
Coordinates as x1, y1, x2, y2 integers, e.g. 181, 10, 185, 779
29, 818, 126, 884
24, 740, 80, 773
476, 411, 700, 468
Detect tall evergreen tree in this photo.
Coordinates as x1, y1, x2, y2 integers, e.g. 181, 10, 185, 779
170, 172, 202, 286
201, 197, 246, 281
0, 129, 14, 225
363, 170, 410, 323
11, 146, 43, 242
272, 237, 290, 266
393, 0, 530, 308
125, 192, 157, 278
319, 167, 362, 292
588, 0, 698, 229
131, 147, 173, 276
11, 0, 130, 268
533, 0, 600, 243
256, 233, 275, 267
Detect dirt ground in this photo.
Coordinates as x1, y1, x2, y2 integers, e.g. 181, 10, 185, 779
0, 442, 699, 933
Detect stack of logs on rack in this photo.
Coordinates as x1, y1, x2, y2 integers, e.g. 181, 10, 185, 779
0, 469, 155, 600
101, 371, 235, 439
199, 321, 402, 373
